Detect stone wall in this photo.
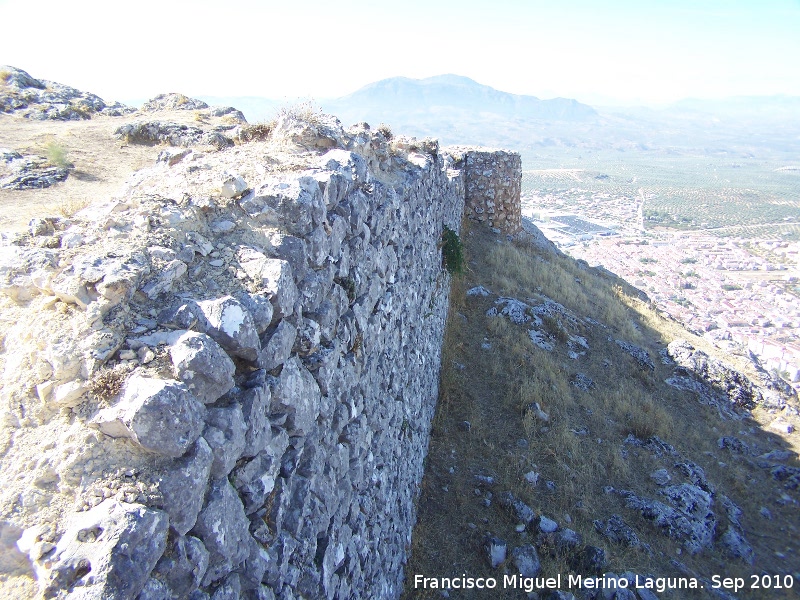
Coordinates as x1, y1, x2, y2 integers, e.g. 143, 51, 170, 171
0, 116, 483, 600
454, 148, 522, 234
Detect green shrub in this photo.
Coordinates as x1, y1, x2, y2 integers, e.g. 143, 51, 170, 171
45, 140, 70, 169
441, 225, 464, 275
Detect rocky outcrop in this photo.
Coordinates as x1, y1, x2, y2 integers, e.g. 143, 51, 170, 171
1, 149, 69, 190
0, 108, 504, 599
140, 93, 209, 112
0, 65, 134, 119
665, 340, 762, 413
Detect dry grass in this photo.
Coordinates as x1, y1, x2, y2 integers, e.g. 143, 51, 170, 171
404, 223, 800, 599
57, 197, 90, 218
276, 100, 324, 126
237, 121, 275, 143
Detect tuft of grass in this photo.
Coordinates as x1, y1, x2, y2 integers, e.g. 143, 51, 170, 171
58, 197, 90, 218
44, 140, 71, 169
276, 100, 324, 127
0, 68, 12, 84
89, 365, 129, 403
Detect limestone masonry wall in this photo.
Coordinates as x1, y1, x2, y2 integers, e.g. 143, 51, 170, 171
0, 114, 520, 600
458, 148, 522, 234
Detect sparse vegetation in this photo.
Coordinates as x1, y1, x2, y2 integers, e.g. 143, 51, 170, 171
89, 364, 129, 403
238, 121, 275, 143
441, 225, 464, 275
276, 100, 324, 126
44, 139, 70, 169
0, 68, 12, 84
376, 123, 393, 140
405, 223, 798, 599
57, 197, 90, 217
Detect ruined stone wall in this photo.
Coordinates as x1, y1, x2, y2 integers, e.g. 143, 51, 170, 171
456, 148, 522, 234
0, 116, 477, 600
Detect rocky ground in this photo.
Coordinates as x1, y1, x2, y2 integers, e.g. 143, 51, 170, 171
0, 66, 247, 232
404, 225, 800, 599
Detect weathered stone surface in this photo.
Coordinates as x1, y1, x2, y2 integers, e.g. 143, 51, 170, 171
235, 292, 274, 334
196, 296, 261, 361
190, 479, 252, 586
620, 484, 716, 554
141, 93, 209, 112
220, 173, 248, 199
294, 317, 321, 356
204, 405, 247, 478
719, 526, 754, 564
650, 468, 671, 486
234, 425, 288, 513
615, 339, 655, 371
141, 260, 187, 299
115, 122, 232, 148
593, 514, 641, 547
270, 357, 321, 434
151, 535, 209, 598
0, 246, 58, 302
489, 297, 532, 324
259, 320, 297, 371
457, 148, 521, 233
251, 175, 326, 237
0, 118, 483, 600
239, 384, 273, 458
154, 438, 213, 535
210, 573, 241, 600
38, 500, 168, 600
90, 375, 205, 457
485, 536, 507, 568
511, 544, 541, 578
667, 339, 761, 410
0, 152, 68, 190
170, 331, 235, 404
235, 251, 298, 321
538, 515, 558, 533
498, 491, 536, 525
568, 545, 607, 576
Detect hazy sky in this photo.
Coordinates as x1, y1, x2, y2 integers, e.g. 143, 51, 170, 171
1, 0, 799, 106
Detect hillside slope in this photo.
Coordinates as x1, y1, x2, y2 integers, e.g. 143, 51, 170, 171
404, 223, 800, 599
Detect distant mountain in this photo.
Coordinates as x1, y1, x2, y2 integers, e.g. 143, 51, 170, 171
197, 79, 800, 158
323, 74, 597, 124
318, 75, 597, 146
